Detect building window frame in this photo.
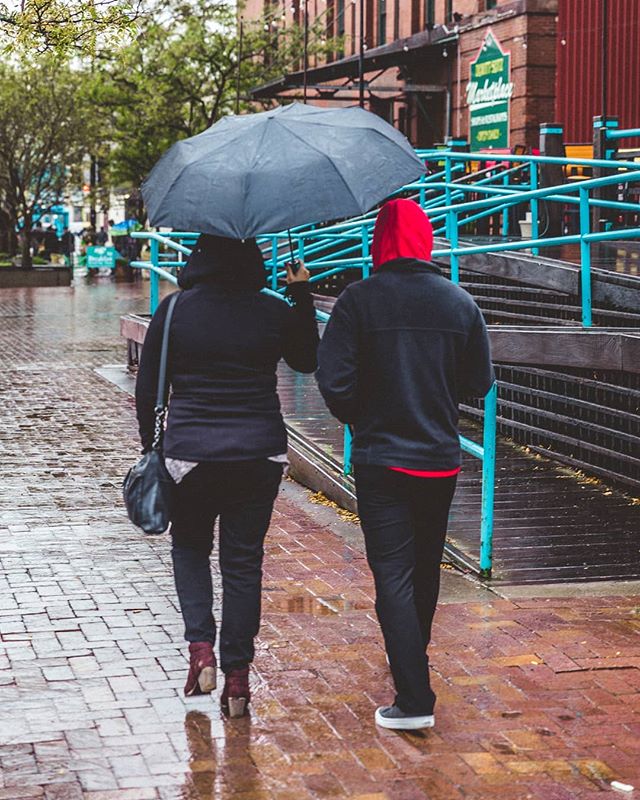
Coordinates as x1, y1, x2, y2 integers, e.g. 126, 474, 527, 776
425, 0, 434, 27
378, 0, 386, 44
445, 0, 453, 23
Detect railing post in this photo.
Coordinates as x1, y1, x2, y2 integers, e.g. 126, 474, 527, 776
271, 236, 279, 290
448, 209, 459, 284
361, 224, 370, 278
343, 425, 353, 476
529, 162, 539, 256
479, 381, 497, 579
297, 236, 306, 269
592, 115, 619, 232
419, 175, 426, 208
539, 122, 565, 237
579, 186, 593, 327
444, 154, 453, 239
150, 238, 159, 314
501, 171, 509, 238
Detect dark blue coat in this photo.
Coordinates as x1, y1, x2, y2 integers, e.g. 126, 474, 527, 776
316, 259, 494, 470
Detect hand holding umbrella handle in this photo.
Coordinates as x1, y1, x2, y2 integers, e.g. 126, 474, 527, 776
286, 260, 310, 284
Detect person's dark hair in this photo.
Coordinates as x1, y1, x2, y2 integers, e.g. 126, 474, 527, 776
178, 234, 266, 292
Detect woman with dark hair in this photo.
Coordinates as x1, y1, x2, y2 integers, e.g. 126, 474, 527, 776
135, 235, 318, 717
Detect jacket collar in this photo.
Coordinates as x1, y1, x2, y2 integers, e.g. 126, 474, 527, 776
375, 258, 442, 276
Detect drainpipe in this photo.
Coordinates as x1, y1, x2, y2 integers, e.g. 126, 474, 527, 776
445, 52, 453, 140
456, 35, 461, 137
358, 0, 365, 107
303, 0, 309, 103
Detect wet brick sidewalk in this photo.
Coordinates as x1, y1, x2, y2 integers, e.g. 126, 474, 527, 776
1, 281, 639, 800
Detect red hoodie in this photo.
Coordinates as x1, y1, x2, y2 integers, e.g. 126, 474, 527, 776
372, 198, 434, 271
371, 199, 460, 479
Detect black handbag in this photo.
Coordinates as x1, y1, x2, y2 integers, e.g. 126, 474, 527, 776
123, 292, 179, 534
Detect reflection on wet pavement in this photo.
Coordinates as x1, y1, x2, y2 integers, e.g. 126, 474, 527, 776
265, 592, 352, 615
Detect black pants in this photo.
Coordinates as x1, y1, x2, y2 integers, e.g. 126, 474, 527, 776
355, 465, 457, 715
170, 460, 283, 673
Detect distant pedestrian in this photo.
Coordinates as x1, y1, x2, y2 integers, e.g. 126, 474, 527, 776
95, 226, 108, 245
31, 225, 45, 256
135, 235, 319, 717
317, 199, 494, 730
82, 227, 97, 247
42, 226, 59, 260
60, 228, 75, 266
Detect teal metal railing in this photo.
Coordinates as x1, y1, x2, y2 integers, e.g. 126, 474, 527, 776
260, 150, 640, 327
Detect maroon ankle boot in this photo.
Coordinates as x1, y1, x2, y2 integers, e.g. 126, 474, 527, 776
220, 667, 250, 718
184, 642, 217, 697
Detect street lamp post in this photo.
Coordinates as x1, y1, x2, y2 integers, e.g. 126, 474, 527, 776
601, 0, 608, 120
358, 0, 365, 107
303, 0, 309, 103
235, 17, 244, 115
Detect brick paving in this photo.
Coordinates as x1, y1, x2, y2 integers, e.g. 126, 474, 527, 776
1, 280, 639, 800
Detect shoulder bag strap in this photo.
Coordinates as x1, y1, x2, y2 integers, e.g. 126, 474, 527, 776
152, 291, 180, 451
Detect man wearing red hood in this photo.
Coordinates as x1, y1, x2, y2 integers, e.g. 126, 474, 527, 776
317, 198, 494, 730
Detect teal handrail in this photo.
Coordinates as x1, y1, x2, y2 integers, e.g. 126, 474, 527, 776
606, 127, 640, 141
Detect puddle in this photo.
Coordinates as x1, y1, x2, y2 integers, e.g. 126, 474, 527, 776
266, 593, 351, 615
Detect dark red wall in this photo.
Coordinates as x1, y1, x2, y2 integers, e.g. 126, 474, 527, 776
556, 0, 640, 144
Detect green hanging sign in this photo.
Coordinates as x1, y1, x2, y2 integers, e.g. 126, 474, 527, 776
86, 245, 118, 270
467, 30, 513, 150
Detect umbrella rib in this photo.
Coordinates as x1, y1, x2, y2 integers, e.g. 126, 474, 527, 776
275, 121, 365, 214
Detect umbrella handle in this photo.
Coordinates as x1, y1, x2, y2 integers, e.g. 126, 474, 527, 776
287, 229, 295, 262
286, 229, 301, 275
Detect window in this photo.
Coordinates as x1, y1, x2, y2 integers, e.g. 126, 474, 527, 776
445, 0, 452, 23
351, 0, 356, 55
378, 0, 386, 44
425, 0, 434, 26
337, 0, 345, 35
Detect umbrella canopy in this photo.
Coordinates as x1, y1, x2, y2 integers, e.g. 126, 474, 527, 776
142, 103, 425, 239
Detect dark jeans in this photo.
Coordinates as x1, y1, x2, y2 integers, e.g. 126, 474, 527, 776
170, 460, 283, 673
355, 465, 457, 715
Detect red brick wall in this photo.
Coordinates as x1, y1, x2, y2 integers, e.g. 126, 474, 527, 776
451, 1, 558, 148
245, 0, 558, 151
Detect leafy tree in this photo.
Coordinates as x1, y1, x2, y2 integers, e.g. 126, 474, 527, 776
93, 0, 338, 194
0, 58, 89, 266
0, 0, 142, 53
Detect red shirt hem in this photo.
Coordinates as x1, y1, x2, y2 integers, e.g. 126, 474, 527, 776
388, 466, 461, 478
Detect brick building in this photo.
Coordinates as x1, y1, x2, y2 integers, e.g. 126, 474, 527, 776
249, 0, 640, 150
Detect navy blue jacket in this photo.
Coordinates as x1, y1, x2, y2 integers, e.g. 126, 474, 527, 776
316, 259, 494, 470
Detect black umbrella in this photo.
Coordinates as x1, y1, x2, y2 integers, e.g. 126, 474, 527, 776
142, 103, 425, 239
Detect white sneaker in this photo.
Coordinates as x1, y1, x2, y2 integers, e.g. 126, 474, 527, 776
375, 705, 435, 730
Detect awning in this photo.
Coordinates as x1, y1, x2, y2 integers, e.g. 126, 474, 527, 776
251, 26, 456, 100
